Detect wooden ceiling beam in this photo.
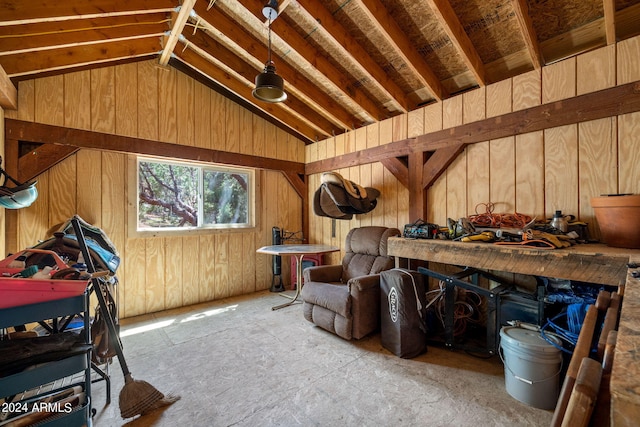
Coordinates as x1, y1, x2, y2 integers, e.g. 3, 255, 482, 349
191, 3, 355, 132
603, 0, 617, 45
174, 44, 329, 141
2, 40, 159, 77
356, 0, 446, 101
5, 118, 306, 175
511, 0, 543, 69
296, 0, 410, 113
0, 65, 17, 110
0, 0, 175, 26
0, 14, 169, 56
159, 0, 196, 66
425, 0, 486, 86
239, 0, 387, 122
306, 79, 640, 174
1, 36, 162, 77
180, 28, 336, 139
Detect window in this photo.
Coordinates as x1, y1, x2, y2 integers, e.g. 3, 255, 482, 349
136, 157, 254, 232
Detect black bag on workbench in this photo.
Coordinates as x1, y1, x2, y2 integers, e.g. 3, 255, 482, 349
380, 269, 428, 358
403, 219, 439, 239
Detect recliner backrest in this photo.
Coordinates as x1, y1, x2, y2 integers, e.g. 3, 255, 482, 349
341, 226, 400, 282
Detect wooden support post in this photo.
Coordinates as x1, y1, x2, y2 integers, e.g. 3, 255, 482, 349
408, 152, 426, 222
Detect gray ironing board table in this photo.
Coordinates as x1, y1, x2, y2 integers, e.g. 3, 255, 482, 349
257, 244, 339, 310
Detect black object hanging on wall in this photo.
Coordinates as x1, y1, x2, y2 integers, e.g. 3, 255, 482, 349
270, 226, 285, 292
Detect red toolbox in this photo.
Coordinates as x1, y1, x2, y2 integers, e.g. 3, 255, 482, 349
0, 249, 89, 309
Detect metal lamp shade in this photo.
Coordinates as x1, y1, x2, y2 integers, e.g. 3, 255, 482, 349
252, 62, 287, 103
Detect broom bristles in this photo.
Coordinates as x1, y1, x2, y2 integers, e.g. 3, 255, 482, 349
119, 374, 165, 419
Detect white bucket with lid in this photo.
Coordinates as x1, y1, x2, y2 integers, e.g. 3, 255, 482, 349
499, 326, 563, 410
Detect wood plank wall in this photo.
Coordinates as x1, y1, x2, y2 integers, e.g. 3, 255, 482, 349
3, 60, 305, 318
307, 36, 640, 277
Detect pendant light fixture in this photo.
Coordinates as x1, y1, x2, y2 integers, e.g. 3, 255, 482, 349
252, 0, 287, 103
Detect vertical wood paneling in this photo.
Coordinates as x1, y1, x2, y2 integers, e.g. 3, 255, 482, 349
182, 236, 200, 306
579, 118, 617, 227
210, 91, 227, 151
463, 87, 486, 123
618, 112, 640, 194
64, 71, 91, 130
489, 137, 516, 212
446, 151, 467, 218
225, 99, 240, 153
425, 103, 445, 224
194, 81, 211, 149
137, 61, 158, 141
48, 158, 77, 227
199, 234, 216, 301
513, 69, 541, 111
123, 238, 146, 317
115, 63, 138, 138
252, 114, 265, 158
467, 142, 490, 214
407, 108, 424, 137
4, 79, 34, 121
515, 131, 544, 218
18, 173, 49, 250
8, 59, 307, 321
101, 152, 126, 311
542, 58, 576, 103
545, 125, 579, 217
176, 72, 195, 146
76, 150, 102, 224
214, 234, 229, 298
145, 237, 165, 313
243, 233, 256, 294
486, 79, 511, 118
90, 67, 115, 133
276, 128, 289, 161
228, 233, 243, 296
35, 76, 64, 125
239, 109, 253, 155
165, 236, 183, 309
367, 122, 379, 148
577, 45, 616, 95
617, 36, 640, 83
158, 67, 177, 143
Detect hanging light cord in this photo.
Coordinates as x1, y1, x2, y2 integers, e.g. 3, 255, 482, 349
267, 16, 273, 64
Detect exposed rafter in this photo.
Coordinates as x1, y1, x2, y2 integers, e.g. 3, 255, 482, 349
191, 3, 354, 132
425, 0, 486, 86
603, 0, 617, 45
240, 0, 386, 123
511, 0, 543, 68
295, 0, 410, 113
356, 0, 446, 101
159, 0, 196, 66
1, 0, 638, 143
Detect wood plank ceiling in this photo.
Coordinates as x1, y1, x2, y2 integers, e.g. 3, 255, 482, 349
1, 0, 639, 144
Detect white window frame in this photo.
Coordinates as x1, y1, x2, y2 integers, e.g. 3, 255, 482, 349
129, 155, 256, 237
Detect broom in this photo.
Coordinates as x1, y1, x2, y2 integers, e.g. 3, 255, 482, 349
70, 218, 179, 418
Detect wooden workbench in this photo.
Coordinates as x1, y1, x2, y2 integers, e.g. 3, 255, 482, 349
387, 237, 640, 426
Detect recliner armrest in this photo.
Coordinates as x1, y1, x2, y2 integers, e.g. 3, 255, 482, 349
347, 274, 380, 294
303, 264, 344, 283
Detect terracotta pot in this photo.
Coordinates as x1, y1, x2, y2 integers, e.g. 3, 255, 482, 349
591, 194, 640, 249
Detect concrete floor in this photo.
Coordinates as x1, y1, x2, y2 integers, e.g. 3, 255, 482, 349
90, 290, 553, 426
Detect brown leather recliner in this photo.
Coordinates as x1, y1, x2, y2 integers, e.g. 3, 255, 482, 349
300, 226, 401, 340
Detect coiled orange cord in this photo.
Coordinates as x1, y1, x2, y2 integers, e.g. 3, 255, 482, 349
468, 202, 532, 228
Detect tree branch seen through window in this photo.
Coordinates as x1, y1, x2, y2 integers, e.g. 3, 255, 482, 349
137, 158, 253, 230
